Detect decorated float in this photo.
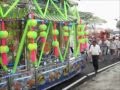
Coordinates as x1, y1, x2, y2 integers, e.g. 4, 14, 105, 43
0, 0, 89, 90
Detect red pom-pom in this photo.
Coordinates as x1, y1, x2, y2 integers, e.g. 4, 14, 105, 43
54, 47, 59, 57
1, 53, 8, 65
64, 36, 68, 41
41, 37, 46, 43
80, 44, 84, 52
30, 50, 36, 62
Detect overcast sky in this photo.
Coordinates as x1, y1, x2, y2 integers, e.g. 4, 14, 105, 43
77, 0, 120, 30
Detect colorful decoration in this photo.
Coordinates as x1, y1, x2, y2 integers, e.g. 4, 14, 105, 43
63, 25, 69, 41
39, 24, 47, 43
52, 23, 59, 57
0, 21, 9, 65
0, 0, 89, 74
27, 17, 38, 63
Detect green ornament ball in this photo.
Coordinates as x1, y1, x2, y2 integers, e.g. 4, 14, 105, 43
78, 39, 85, 44
27, 31, 37, 39
52, 41, 59, 47
28, 43, 37, 51
63, 26, 69, 31
0, 46, 9, 53
28, 19, 37, 27
39, 24, 47, 30
64, 32, 69, 36
0, 31, 8, 38
85, 38, 89, 42
77, 24, 85, 31
77, 31, 84, 36
40, 31, 47, 37
52, 30, 59, 35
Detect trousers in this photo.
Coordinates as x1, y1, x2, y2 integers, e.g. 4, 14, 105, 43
92, 55, 99, 72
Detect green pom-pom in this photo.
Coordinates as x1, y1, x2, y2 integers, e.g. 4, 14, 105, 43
63, 26, 69, 31
28, 19, 37, 26
28, 43, 37, 51
78, 39, 85, 44
77, 31, 84, 36
0, 31, 8, 38
52, 30, 59, 35
64, 32, 69, 36
0, 46, 9, 53
39, 24, 47, 30
52, 41, 59, 47
77, 24, 85, 31
85, 38, 88, 42
27, 31, 37, 39
40, 31, 47, 37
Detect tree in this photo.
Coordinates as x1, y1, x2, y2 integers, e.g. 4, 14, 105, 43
79, 11, 107, 24
116, 20, 120, 29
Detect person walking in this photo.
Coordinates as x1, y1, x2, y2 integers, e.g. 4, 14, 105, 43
115, 37, 120, 57
109, 37, 117, 59
89, 40, 102, 74
105, 39, 110, 55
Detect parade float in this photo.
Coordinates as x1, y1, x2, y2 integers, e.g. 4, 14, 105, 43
0, 0, 89, 90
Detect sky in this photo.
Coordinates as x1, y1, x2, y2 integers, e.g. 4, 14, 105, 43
76, 0, 120, 30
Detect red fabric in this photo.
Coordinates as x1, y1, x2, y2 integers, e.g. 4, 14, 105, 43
2, 21, 5, 30
2, 39, 6, 45
1, 53, 8, 65
80, 44, 84, 52
53, 23, 57, 40
64, 36, 68, 41
54, 47, 59, 57
83, 43, 88, 49
30, 50, 36, 62
41, 37, 46, 43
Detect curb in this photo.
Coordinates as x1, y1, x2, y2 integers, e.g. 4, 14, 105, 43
62, 61, 120, 90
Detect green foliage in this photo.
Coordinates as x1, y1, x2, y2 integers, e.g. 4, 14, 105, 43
79, 11, 107, 24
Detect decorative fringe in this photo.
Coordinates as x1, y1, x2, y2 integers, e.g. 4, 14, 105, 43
54, 47, 59, 57
64, 36, 68, 41
1, 53, 8, 65
41, 37, 46, 43
30, 50, 36, 62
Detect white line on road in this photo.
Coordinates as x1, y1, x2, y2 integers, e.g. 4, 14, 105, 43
62, 61, 120, 90
62, 76, 87, 90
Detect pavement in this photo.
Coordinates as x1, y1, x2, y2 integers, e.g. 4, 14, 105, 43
49, 54, 120, 90
72, 63, 120, 90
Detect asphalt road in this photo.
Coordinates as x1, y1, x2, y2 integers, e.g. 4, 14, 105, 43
72, 63, 120, 90
49, 54, 120, 90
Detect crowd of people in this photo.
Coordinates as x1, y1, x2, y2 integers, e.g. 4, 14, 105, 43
87, 36, 120, 74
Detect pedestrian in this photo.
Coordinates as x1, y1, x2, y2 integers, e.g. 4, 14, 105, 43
105, 39, 110, 55
99, 40, 107, 55
89, 40, 102, 74
115, 37, 120, 57
109, 37, 117, 58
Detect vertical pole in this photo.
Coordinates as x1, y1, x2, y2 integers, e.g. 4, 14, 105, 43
7, 70, 12, 90
34, 67, 38, 90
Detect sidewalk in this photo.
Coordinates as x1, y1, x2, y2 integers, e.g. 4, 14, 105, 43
50, 55, 120, 90
72, 63, 120, 90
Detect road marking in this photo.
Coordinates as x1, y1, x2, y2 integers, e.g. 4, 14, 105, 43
62, 61, 120, 90
62, 76, 87, 90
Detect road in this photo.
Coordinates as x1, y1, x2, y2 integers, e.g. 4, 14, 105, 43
72, 63, 120, 90
49, 55, 120, 90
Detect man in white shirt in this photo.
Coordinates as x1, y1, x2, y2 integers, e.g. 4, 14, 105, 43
109, 37, 117, 55
89, 40, 102, 74
105, 39, 110, 55
115, 37, 120, 57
